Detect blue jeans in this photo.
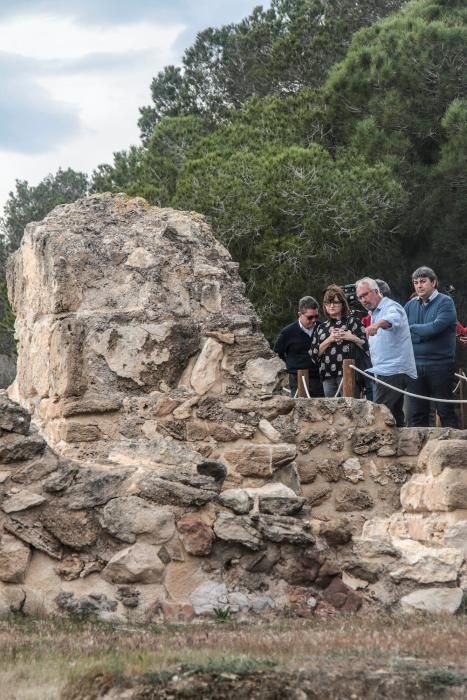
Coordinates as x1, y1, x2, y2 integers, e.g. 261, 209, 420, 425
323, 377, 341, 397
407, 364, 458, 428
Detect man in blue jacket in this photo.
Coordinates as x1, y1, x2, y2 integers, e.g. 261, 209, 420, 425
274, 296, 324, 397
405, 266, 458, 428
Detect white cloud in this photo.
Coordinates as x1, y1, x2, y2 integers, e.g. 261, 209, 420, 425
0, 14, 183, 60
0, 1, 272, 213
0, 14, 184, 208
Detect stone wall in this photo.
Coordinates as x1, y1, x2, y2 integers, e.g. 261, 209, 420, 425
0, 194, 465, 620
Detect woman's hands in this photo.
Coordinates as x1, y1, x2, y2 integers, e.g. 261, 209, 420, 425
318, 325, 364, 356
319, 326, 344, 355
332, 327, 346, 341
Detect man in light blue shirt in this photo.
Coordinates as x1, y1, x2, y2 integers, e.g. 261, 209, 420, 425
356, 277, 416, 426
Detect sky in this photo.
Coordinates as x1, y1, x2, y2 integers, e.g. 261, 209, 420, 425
0, 0, 269, 213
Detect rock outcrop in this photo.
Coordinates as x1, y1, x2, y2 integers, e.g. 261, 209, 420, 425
0, 194, 465, 621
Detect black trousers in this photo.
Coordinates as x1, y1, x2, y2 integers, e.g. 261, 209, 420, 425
375, 373, 409, 427
289, 372, 324, 398
407, 365, 458, 428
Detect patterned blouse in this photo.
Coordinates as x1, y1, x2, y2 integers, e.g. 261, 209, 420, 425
311, 316, 367, 380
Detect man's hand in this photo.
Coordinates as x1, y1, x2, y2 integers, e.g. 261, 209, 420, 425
365, 319, 391, 337
365, 324, 380, 337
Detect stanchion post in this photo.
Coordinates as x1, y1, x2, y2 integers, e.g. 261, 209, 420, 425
460, 369, 466, 429
297, 369, 309, 398
342, 359, 356, 398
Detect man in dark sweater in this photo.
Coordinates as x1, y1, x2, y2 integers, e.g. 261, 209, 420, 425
274, 296, 324, 397
405, 266, 458, 428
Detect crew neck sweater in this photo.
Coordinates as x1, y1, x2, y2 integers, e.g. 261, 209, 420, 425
274, 321, 319, 376
404, 292, 456, 366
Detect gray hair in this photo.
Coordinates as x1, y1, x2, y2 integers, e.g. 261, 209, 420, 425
298, 295, 319, 312
412, 266, 437, 283
355, 277, 379, 291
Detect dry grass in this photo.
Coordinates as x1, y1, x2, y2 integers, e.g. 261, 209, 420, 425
0, 613, 466, 699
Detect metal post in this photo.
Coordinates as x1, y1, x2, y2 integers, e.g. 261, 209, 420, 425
460, 370, 466, 429
342, 359, 356, 398
297, 369, 309, 398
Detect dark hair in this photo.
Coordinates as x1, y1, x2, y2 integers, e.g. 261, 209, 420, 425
322, 285, 350, 320
412, 266, 437, 284
375, 279, 391, 297
298, 296, 319, 313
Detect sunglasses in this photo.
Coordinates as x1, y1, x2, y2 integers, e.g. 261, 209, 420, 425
304, 314, 319, 320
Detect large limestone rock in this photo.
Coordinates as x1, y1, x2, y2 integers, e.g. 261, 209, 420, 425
417, 438, 467, 475
0, 533, 31, 582
98, 497, 175, 544
6, 194, 273, 453
102, 543, 166, 584
389, 539, 463, 584
400, 587, 463, 614
400, 469, 467, 512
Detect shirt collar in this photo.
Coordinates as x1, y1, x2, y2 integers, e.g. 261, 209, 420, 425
419, 289, 439, 304
299, 320, 314, 335
371, 294, 386, 314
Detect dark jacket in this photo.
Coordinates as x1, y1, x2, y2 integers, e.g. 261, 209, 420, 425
273, 321, 319, 377
404, 292, 457, 366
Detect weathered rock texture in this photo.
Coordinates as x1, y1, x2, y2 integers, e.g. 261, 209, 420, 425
0, 194, 465, 621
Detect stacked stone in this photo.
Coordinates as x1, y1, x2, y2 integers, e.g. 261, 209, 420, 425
352, 438, 467, 613
0, 391, 362, 619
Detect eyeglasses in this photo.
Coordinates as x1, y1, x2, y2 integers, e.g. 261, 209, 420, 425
304, 314, 319, 320
357, 290, 374, 301
325, 300, 342, 306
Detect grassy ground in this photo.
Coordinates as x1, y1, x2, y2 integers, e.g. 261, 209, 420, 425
0, 613, 466, 699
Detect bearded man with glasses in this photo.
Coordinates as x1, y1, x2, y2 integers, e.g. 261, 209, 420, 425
274, 296, 324, 398
356, 277, 416, 426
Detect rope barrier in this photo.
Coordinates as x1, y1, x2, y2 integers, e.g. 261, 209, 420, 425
348, 364, 467, 404
334, 378, 343, 397
301, 374, 311, 399
453, 372, 467, 394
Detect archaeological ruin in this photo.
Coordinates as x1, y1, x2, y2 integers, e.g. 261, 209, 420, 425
0, 193, 465, 621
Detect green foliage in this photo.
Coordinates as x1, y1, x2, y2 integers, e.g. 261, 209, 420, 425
323, 0, 467, 306
178, 654, 277, 674
92, 116, 213, 206
421, 668, 466, 687
91, 146, 149, 198
213, 606, 231, 622
1, 167, 89, 255
138, 0, 407, 139
0, 279, 15, 356
175, 141, 405, 337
